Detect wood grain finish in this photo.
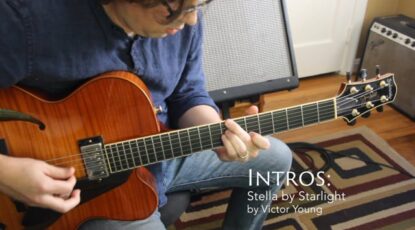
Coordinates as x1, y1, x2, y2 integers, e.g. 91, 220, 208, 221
0, 71, 158, 229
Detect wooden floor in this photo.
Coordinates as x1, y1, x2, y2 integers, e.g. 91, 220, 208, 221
230, 73, 415, 166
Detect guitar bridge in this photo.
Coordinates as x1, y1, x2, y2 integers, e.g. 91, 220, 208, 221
79, 136, 110, 180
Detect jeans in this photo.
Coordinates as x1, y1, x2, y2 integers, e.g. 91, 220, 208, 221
80, 137, 292, 230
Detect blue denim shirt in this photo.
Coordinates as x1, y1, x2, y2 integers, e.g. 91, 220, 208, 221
0, 0, 218, 207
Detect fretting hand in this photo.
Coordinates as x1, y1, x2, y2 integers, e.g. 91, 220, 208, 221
215, 105, 270, 162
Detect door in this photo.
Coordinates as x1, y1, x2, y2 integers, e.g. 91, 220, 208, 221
286, 0, 368, 77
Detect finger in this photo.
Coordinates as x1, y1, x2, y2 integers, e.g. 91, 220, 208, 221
224, 119, 250, 142
45, 165, 75, 179
245, 105, 259, 115
46, 175, 77, 195
41, 189, 81, 213
214, 147, 232, 162
221, 134, 238, 161
225, 130, 247, 154
249, 132, 270, 150
223, 133, 250, 162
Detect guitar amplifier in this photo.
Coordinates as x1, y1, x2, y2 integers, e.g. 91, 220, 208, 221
202, 0, 298, 104
361, 15, 415, 120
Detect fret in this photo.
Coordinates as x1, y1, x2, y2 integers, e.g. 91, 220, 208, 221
303, 103, 318, 126
153, 135, 165, 161
178, 130, 191, 155
138, 139, 150, 165
243, 117, 248, 132
257, 115, 262, 134
199, 125, 212, 149
126, 141, 134, 168
219, 122, 226, 134
105, 145, 115, 173
317, 102, 320, 123
287, 107, 302, 129
144, 138, 157, 163
138, 139, 147, 165
246, 116, 259, 133
210, 123, 223, 147
197, 127, 203, 149
120, 143, 130, 169
259, 113, 273, 135
207, 124, 214, 148
318, 100, 335, 121
131, 140, 142, 167
151, 137, 158, 162
108, 144, 117, 171
271, 111, 276, 133
285, 109, 289, 129
300, 105, 305, 127
161, 133, 173, 159
187, 130, 194, 153
274, 110, 288, 132
189, 128, 202, 152
114, 144, 123, 171
169, 132, 183, 158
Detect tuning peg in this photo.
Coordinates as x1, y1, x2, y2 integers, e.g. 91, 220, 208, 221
380, 95, 389, 103
360, 69, 368, 81
376, 106, 384, 112
365, 84, 374, 91
376, 65, 381, 78
380, 80, 389, 88
362, 111, 371, 118
346, 71, 352, 83
352, 109, 360, 117
366, 101, 375, 108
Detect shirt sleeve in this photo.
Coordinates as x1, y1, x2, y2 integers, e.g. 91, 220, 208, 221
166, 19, 219, 127
0, 0, 31, 88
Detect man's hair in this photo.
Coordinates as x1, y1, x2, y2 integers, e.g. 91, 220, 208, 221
100, 0, 187, 23
100, 0, 179, 8
100, 0, 156, 7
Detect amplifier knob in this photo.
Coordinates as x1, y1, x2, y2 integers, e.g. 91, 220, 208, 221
405, 38, 411, 44
387, 31, 392, 36
412, 41, 415, 47
381, 28, 386, 33
392, 33, 398, 39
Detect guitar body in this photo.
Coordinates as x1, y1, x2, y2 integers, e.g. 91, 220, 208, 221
0, 71, 159, 229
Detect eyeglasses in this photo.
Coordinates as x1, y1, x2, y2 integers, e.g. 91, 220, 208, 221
161, 0, 214, 21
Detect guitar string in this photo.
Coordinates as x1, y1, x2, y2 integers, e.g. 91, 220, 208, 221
75, 94, 389, 173
45, 100, 337, 164
46, 87, 390, 171
48, 85, 384, 165
48, 94, 386, 172
48, 105, 338, 171
47, 108, 355, 172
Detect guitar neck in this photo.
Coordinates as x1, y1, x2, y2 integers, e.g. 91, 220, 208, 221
104, 98, 337, 173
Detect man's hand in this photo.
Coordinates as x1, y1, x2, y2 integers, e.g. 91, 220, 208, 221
215, 105, 270, 162
0, 155, 80, 213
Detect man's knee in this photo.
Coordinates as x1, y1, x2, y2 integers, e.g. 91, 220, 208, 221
265, 137, 293, 172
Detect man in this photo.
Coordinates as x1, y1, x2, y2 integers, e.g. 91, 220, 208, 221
0, 0, 292, 229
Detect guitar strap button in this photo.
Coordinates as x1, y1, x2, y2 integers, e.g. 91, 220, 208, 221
154, 105, 163, 114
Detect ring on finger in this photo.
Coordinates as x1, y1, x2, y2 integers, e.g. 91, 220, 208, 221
237, 150, 249, 159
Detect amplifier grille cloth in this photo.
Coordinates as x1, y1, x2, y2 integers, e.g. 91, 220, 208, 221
202, 0, 293, 92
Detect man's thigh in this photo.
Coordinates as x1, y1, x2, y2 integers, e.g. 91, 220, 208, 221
165, 137, 292, 193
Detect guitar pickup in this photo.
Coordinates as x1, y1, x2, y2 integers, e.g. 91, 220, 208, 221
79, 136, 110, 180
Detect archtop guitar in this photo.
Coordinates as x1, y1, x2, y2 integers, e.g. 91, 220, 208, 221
0, 71, 397, 229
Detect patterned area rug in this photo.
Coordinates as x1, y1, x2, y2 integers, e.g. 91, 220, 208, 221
169, 126, 415, 230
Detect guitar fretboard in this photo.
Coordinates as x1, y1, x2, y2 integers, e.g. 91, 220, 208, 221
103, 98, 336, 173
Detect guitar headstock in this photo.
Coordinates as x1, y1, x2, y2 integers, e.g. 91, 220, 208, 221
336, 73, 397, 124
